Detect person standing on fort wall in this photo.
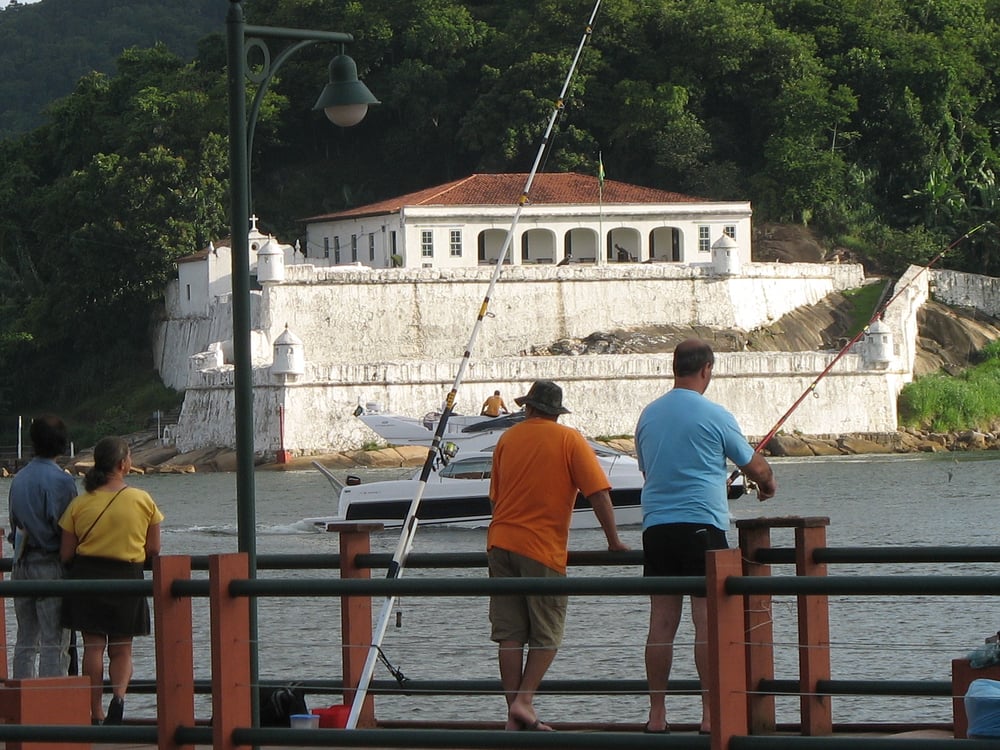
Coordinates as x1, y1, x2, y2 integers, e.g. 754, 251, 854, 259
635, 339, 776, 734
7, 415, 77, 677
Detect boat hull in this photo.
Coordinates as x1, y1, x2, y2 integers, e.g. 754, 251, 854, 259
305, 479, 643, 530
311, 408, 643, 530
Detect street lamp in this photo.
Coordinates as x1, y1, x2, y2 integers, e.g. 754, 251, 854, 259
225, 0, 378, 714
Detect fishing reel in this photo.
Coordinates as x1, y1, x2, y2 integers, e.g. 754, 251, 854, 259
435, 440, 459, 467
727, 472, 757, 500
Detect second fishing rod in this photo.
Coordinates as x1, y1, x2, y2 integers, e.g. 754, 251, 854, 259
729, 220, 991, 496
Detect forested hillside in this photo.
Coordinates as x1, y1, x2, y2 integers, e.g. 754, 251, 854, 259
0, 0, 224, 137
0, 0, 998, 433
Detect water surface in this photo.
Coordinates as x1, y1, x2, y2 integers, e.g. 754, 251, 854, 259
2, 451, 997, 726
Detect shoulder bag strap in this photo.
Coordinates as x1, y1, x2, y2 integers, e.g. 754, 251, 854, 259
77, 487, 127, 546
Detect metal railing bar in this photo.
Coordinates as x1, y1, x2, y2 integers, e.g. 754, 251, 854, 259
758, 679, 951, 697
5, 545, 1000, 573
232, 726, 708, 747
354, 550, 644, 569
117, 676, 958, 699
0, 724, 158, 743
731, 738, 959, 749
729, 575, 1000, 596
226, 576, 705, 597
813, 546, 1000, 564
0, 579, 151, 595
7, 572, 1000, 599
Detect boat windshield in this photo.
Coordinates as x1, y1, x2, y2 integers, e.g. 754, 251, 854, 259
438, 456, 493, 480
588, 439, 629, 457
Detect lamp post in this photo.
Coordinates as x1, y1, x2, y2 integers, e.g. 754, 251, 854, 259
225, 0, 378, 717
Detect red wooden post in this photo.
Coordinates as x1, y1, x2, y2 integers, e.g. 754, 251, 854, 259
153, 555, 195, 750
795, 519, 832, 735
209, 553, 252, 750
705, 547, 749, 750
736, 520, 776, 734
0, 677, 91, 750
328, 522, 382, 728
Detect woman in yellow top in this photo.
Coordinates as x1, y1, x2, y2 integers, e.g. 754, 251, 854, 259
59, 436, 164, 726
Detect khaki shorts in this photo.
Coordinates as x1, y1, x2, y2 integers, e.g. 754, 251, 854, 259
488, 547, 567, 648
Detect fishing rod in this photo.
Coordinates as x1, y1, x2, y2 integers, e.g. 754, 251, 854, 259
345, 0, 604, 728
730, 220, 991, 496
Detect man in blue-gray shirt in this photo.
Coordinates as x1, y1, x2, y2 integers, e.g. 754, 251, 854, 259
635, 339, 776, 734
7, 415, 77, 677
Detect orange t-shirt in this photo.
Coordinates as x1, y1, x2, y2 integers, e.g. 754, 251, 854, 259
487, 417, 610, 573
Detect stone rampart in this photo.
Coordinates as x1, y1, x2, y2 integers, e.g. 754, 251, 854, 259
174, 350, 907, 454
931, 269, 1000, 318
258, 262, 866, 365
155, 262, 865, 388
166, 262, 1000, 455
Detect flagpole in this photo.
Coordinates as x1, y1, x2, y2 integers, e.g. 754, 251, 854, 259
598, 151, 604, 263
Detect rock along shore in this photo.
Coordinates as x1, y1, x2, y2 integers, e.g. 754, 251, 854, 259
3, 426, 989, 478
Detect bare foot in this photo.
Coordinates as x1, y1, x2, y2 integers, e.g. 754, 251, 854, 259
520, 718, 554, 731
646, 709, 669, 734
508, 705, 554, 731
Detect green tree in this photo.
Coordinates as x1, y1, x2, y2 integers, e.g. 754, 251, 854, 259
0, 45, 229, 407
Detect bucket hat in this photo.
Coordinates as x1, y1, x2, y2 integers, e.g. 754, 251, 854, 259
514, 380, 570, 415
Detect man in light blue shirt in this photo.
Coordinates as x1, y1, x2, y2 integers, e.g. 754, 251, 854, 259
635, 339, 776, 734
7, 415, 77, 677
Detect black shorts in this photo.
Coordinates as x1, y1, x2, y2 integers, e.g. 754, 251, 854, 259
642, 523, 729, 589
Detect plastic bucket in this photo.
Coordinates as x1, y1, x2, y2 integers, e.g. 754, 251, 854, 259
289, 714, 320, 729
312, 705, 350, 728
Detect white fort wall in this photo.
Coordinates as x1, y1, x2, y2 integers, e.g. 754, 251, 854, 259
175, 351, 907, 454
931, 269, 1000, 318
156, 261, 865, 386
255, 262, 865, 365
168, 259, 927, 456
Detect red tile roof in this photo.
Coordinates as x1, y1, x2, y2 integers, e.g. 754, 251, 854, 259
301, 172, 705, 222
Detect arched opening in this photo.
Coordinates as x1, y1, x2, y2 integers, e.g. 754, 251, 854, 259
607, 228, 641, 262
478, 229, 511, 264
565, 227, 598, 263
650, 227, 682, 262
520, 228, 557, 264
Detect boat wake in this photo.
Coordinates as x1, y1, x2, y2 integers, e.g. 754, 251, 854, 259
165, 524, 239, 536
266, 520, 327, 534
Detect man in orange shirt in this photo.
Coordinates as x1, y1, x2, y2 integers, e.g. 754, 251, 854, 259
487, 380, 629, 731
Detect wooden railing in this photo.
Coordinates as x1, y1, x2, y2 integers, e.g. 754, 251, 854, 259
0, 517, 995, 749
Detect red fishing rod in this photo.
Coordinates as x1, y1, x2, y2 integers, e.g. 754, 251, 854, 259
730, 221, 991, 496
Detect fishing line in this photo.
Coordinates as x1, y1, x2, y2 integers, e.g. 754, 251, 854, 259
345, 0, 604, 728
731, 221, 992, 492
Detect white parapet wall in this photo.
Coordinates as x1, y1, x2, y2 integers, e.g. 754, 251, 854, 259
931, 269, 1000, 318
174, 350, 908, 454
156, 261, 866, 388
256, 262, 867, 365
168, 259, 937, 455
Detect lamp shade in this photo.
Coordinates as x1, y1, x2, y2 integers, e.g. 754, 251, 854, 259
313, 54, 380, 126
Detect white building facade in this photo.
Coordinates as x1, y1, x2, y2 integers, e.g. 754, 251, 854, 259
300, 172, 752, 270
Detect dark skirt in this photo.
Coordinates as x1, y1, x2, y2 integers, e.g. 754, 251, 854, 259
61, 555, 151, 637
